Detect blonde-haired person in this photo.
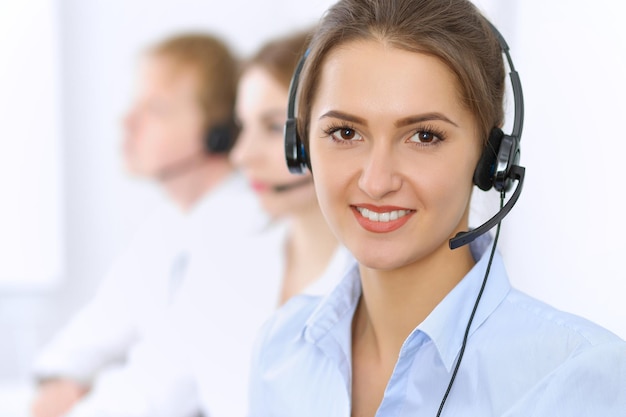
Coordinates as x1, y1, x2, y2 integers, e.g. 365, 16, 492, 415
248, 0, 626, 416
30, 32, 265, 417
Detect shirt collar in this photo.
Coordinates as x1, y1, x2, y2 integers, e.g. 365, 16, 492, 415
301, 234, 512, 372
416, 234, 511, 371
301, 245, 356, 297
302, 261, 362, 344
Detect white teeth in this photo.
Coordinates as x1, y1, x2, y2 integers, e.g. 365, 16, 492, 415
356, 207, 410, 222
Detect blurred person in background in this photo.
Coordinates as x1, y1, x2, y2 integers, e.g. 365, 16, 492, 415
28, 28, 354, 417
229, 28, 355, 304
184, 28, 357, 415
73, 28, 355, 417
29, 32, 265, 417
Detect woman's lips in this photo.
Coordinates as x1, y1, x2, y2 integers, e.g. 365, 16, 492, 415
249, 180, 269, 193
351, 204, 415, 233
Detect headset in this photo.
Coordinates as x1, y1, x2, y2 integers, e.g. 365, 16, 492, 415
156, 118, 238, 181
205, 118, 239, 154
284, 22, 526, 250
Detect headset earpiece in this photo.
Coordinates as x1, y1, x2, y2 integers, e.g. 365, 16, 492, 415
473, 128, 504, 191
205, 119, 239, 154
473, 127, 521, 192
284, 49, 310, 174
493, 133, 520, 192
284, 117, 309, 173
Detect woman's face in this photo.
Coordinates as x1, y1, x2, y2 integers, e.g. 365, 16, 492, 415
231, 66, 316, 218
309, 40, 482, 271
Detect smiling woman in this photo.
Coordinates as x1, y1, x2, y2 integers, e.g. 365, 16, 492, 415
310, 44, 481, 270
247, 1, 626, 416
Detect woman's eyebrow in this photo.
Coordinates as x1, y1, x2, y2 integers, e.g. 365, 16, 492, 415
318, 110, 458, 128
395, 113, 459, 128
319, 110, 367, 125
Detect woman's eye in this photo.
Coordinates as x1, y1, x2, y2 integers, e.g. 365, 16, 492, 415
408, 130, 440, 144
331, 128, 361, 141
260, 118, 286, 135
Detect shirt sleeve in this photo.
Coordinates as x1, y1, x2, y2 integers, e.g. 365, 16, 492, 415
32, 204, 181, 385
33, 276, 134, 383
60, 332, 200, 417
31, 230, 159, 384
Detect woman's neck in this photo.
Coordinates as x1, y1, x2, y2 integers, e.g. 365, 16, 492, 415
354, 243, 475, 360
279, 203, 339, 304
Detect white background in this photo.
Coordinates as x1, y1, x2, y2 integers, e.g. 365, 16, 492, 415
0, 0, 63, 289
0, 1, 625, 413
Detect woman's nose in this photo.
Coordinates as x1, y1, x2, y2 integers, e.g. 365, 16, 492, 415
357, 143, 402, 200
229, 126, 258, 168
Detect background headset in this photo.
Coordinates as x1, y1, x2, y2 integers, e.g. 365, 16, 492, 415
204, 118, 239, 154
284, 22, 526, 250
156, 117, 239, 181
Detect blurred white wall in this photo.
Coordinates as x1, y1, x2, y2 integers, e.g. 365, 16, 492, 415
0, 0, 64, 290
1, 0, 625, 395
493, 1, 626, 339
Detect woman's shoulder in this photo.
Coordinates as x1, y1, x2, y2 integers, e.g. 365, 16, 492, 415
252, 294, 324, 366
260, 294, 322, 342
502, 325, 626, 416
500, 287, 625, 348
470, 287, 626, 414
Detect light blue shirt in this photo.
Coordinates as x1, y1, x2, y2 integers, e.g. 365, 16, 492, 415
248, 237, 626, 416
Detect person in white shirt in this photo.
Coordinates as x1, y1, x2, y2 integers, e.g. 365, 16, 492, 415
30, 32, 261, 417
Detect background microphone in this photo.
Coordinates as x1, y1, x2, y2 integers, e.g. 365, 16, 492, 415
449, 165, 525, 250
272, 177, 313, 193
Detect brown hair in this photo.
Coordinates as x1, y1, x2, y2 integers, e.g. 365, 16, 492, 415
297, 0, 505, 148
150, 33, 238, 128
245, 29, 313, 89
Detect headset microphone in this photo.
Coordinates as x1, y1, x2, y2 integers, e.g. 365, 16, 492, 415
272, 177, 313, 192
449, 165, 524, 249
448, 21, 525, 250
